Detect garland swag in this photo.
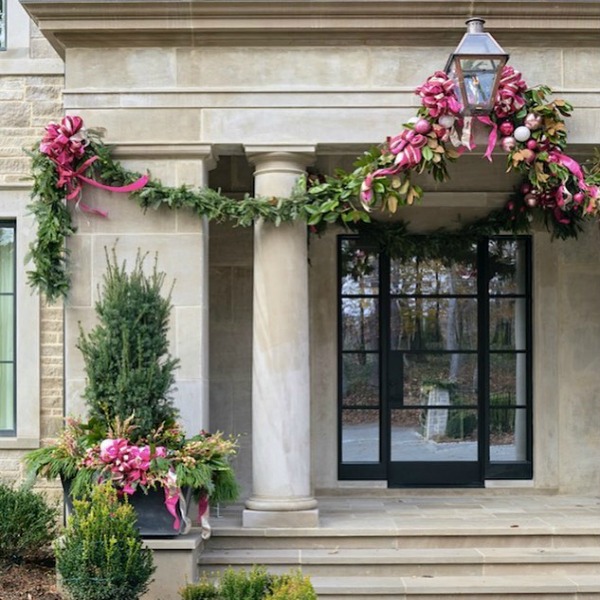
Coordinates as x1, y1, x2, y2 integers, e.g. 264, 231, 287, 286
27, 66, 600, 302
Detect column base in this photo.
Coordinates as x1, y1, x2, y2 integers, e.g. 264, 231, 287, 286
242, 508, 319, 528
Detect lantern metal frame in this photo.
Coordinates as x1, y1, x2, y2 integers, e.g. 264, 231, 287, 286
444, 17, 509, 116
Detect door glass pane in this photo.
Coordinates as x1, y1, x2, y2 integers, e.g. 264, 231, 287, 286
488, 239, 527, 295
391, 408, 478, 461
490, 353, 526, 406
342, 298, 378, 351
341, 409, 379, 463
342, 354, 379, 407
391, 298, 477, 351
402, 353, 478, 407
490, 298, 527, 351
341, 240, 379, 295
490, 407, 527, 461
390, 247, 477, 295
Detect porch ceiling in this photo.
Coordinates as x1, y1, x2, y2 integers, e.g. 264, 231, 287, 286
20, 0, 600, 58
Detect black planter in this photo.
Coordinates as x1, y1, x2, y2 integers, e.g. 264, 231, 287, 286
62, 477, 191, 537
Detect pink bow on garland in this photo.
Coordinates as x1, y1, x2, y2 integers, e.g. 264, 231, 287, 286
40, 116, 148, 217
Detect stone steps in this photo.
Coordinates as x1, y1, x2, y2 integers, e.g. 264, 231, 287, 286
199, 547, 600, 578
200, 522, 600, 598
310, 574, 600, 598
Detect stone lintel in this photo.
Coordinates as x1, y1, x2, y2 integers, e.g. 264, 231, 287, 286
110, 143, 217, 167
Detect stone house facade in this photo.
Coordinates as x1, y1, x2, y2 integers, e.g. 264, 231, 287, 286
3, 0, 600, 527
0, 0, 63, 495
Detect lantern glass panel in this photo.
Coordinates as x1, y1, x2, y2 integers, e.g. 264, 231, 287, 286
459, 58, 503, 111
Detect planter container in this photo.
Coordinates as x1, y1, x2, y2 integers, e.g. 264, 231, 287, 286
62, 477, 191, 537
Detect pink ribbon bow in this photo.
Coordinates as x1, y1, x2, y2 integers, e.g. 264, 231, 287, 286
40, 116, 148, 217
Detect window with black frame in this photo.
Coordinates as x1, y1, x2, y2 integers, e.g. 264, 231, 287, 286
0, 0, 5, 51
0, 221, 15, 435
338, 235, 532, 485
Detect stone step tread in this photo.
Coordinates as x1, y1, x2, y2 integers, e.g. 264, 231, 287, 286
310, 574, 600, 595
200, 547, 600, 565
211, 525, 600, 538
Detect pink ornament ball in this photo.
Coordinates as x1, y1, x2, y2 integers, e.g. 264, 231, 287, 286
573, 192, 585, 204
501, 136, 517, 152
524, 112, 543, 130
499, 121, 514, 136
526, 139, 538, 151
414, 119, 432, 134
524, 193, 538, 208
521, 149, 536, 164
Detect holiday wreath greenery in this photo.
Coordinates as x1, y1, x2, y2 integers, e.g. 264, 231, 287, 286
26, 65, 600, 302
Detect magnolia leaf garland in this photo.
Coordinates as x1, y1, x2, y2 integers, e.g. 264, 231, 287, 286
26, 66, 600, 301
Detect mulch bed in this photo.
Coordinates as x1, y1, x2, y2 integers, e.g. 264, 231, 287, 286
0, 558, 62, 600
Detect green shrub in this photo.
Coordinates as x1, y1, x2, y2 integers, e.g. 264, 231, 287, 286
265, 571, 317, 600
218, 566, 273, 600
0, 481, 58, 562
445, 408, 477, 439
180, 568, 317, 600
55, 483, 155, 600
179, 577, 220, 600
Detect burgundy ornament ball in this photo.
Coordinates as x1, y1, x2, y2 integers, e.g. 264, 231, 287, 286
499, 121, 514, 136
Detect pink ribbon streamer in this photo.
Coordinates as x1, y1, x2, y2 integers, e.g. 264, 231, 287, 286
477, 116, 498, 162
198, 493, 209, 520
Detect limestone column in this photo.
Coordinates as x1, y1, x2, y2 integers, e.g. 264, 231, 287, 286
243, 146, 318, 528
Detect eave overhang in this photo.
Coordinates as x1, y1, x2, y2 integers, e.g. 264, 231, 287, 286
19, 0, 600, 59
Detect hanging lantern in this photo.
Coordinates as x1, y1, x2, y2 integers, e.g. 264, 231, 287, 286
444, 17, 509, 115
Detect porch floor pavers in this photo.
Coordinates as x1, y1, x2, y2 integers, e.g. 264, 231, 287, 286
211, 493, 600, 535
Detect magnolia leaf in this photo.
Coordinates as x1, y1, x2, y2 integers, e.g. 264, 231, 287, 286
386, 195, 398, 213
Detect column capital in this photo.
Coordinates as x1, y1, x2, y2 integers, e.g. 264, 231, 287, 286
244, 144, 316, 167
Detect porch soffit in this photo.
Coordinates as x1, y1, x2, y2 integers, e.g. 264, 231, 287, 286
20, 0, 600, 58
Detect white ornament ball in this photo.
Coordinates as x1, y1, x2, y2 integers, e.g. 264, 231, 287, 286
438, 114, 456, 128
514, 126, 532, 142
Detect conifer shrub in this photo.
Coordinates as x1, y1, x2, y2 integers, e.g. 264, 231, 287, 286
264, 571, 317, 600
77, 248, 180, 441
179, 567, 317, 600
55, 482, 155, 600
0, 481, 58, 562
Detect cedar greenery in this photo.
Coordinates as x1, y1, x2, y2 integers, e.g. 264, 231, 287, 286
55, 483, 155, 600
77, 248, 179, 440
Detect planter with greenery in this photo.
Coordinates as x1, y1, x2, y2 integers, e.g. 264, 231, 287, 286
25, 249, 238, 535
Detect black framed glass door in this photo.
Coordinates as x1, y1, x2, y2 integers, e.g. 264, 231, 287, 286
338, 235, 532, 487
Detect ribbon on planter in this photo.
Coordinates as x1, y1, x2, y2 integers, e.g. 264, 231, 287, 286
40, 115, 148, 216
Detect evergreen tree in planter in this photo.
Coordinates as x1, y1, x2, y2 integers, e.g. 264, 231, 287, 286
25, 249, 239, 535
77, 248, 179, 440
